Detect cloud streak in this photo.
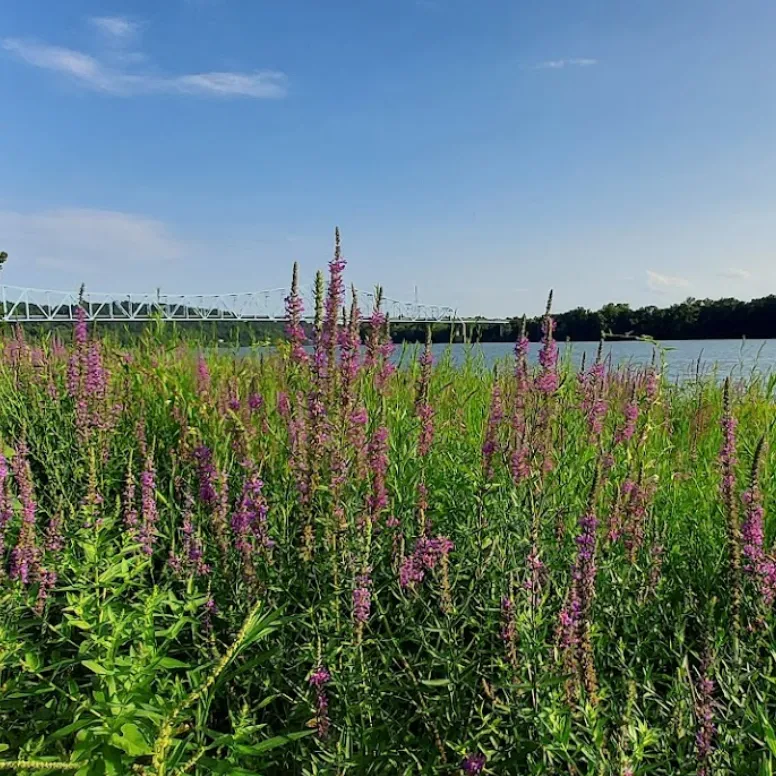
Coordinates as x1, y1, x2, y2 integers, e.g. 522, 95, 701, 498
646, 270, 690, 293
719, 267, 752, 280
3, 27, 287, 99
0, 208, 187, 279
89, 16, 140, 43
532, 58, 598, 70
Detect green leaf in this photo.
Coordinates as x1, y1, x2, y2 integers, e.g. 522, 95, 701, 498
420, 678, 450, 687
199, 760, 265, 776
82, 660, 110, 675
110, 723, 150, 757
234, 730, 314, 755
102, 745, 125, 776
49, 718, 95, 741
23, 651, 42, 672
157, 657, 190, 669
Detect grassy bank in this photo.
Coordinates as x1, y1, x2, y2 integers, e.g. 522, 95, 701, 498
1, 253, 775, 775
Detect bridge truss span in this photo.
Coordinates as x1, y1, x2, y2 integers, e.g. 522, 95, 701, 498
0, 285, 471, 325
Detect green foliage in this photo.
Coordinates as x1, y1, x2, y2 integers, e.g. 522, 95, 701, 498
0, 315, 775, 774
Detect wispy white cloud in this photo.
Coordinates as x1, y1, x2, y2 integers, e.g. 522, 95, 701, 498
89, 15, 140, 43
719, 267, 752, 280
3, 23, 287, 99
0, 209, 186, 278
646, 270, 690, 293
532, 58, 598, 70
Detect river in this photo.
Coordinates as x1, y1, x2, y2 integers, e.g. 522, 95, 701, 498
389, 339, 776, 380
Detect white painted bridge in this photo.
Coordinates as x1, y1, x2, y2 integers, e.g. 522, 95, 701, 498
0, 285, 510, 326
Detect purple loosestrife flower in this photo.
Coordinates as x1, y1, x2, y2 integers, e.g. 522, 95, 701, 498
232, 469, 274, 582
557, 587, 582, 651
34, 567, 57, 615
417, 404, 435, 458
615, 398, 639, 445
399, 535, 454, 589
524, 543, 545, 593
694, 665, 716, 776
30, 347, 45, 369
0, 454, 12, 572
353, 569, 372, 624
364, 287, 396, 389
557, 487, 600, 700
719, 379, 738, 502
85, 343, 107, 400
284, 262, 309, 365
461, 753, 486, 774
510, 447, 530, 484
645, 366, 659, 401
51, 335, 66, 359
196, 355, 211, 394
416, 335, 435, 457
620, 478, 655, 560
720, 378, 742, 625
348, 404, 369, 483
367, 425, 390, 523
500, 595, 518, 669
482, 383, 504, 479
339, 287, 362, 411
202, 596, 218, 633
123, 461, 138, 531
248, 392, 263, 412
759, 557, 776, 607
580, 351, 607, 436
500, 596, 516, 642
510, 331, 530, 487
9, 443, 42, 585
741, 486, 765, 573
740, 438, 774, 609
535, 293, 559, 395
46, 373, 59, 401
74, 305, 88, 346
288, 393, 311, 504
209, 468, 231, 560
309, 666, 332, 739
277, 391, 291, 418
45, 513, 64, 553
226, 380, 241, 412
322, 228, 347, 391
399, 553, 426, 588
378, 340, 396, 388
193, 445, 218, 507
138, 451, 158, 555
309, 666, 331, 687
607, 485, 625, 544
170, 495, 210, 577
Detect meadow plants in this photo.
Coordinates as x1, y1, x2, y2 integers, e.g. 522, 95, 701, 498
1, 240, 776, 774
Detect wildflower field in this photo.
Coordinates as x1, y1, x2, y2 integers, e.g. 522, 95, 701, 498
2, 239, 776, 775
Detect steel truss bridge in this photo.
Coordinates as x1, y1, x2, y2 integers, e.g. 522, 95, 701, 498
0, 285, 509, 326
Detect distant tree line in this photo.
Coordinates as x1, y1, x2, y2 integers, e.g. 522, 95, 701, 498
390, 295, 776, 343
4, 320, 285, 347
5, 294, 776, 346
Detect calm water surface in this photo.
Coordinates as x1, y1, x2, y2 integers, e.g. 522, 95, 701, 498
393, 340, 776, 380
241, 340, 776, 380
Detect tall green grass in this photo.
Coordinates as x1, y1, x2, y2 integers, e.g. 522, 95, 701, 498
0, 272, 775, 775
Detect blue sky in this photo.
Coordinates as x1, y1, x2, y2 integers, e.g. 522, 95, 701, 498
2, 0, 775, 316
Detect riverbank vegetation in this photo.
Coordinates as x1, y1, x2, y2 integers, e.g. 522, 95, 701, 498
1, 238, 775, 774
